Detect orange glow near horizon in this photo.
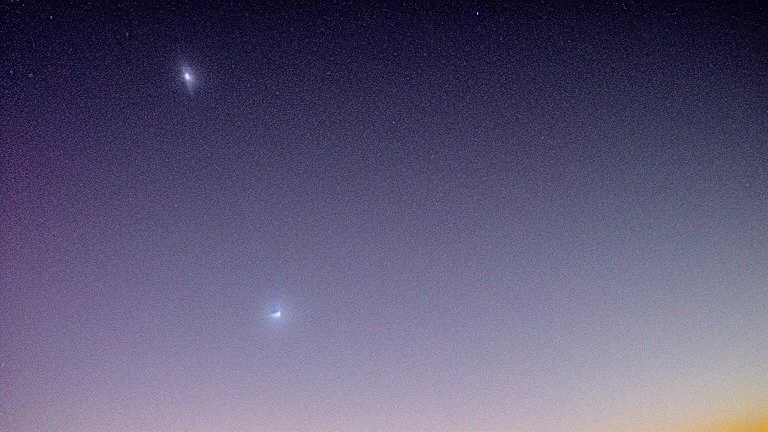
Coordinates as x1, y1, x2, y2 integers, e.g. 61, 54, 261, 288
673, 414, 768, 432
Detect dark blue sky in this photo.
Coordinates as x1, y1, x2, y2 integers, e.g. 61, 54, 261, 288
2, 2, 767, 431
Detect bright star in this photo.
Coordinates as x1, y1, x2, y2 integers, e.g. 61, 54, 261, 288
181, 65, 196, 92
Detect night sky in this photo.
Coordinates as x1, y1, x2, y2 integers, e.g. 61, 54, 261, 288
2, 1, 768, 431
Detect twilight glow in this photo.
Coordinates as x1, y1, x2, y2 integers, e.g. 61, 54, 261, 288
1, 2, 766, 431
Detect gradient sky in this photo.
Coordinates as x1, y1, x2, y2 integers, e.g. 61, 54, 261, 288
2, 2, 767, 431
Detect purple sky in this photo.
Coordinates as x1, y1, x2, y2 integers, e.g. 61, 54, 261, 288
2, 2, 767, 431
